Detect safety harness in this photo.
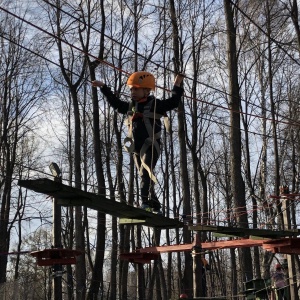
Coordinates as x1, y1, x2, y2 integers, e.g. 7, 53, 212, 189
123, 98, 170, 184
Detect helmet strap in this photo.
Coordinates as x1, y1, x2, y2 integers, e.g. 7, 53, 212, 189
137, 97, 147, 103
143, 88, 151, 97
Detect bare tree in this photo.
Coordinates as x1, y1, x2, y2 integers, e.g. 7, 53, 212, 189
169, 0, 193, 297
42, 0, 91, 297
223, 0, 253, 285
0, 4, 49, 290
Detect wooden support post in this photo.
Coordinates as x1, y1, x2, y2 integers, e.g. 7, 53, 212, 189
50, 163, 63, 300
281, 189, 298, 300
52, 197, 62, 300
192, 245, 202, 298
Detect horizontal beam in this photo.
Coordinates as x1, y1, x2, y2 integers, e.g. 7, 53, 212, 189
138, 238, 300, 254
18, 178, 183, 229
189, 224, 300, 238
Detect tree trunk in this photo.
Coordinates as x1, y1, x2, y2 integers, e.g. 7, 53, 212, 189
169, 0, 193, 297
86, 1, 107, 297
54, 0, 89, 296
266, 0, 283, 228
223, 0, 253, 282
290, 0, 300, 52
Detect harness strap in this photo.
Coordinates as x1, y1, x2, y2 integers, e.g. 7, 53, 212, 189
164, 114, 170, 133
138, 134, 160, 183
123, 98, 163, 183
140, 101, 161, 183
123, 110, 135, 152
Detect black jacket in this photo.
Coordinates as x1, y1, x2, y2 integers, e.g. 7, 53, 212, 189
100, 85, 184, 152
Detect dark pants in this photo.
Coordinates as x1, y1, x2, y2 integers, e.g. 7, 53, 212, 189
133, 148, 161, 210
276, 288, 286, 300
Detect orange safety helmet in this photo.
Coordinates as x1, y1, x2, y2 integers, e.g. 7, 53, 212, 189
179, 294, 188, 299
127, 71, 155, 90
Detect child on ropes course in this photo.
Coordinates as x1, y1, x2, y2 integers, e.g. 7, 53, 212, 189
92, 71, 184, 214
272, 264, 287, 300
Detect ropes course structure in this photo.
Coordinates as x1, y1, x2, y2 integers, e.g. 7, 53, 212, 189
1, 0, 300, 299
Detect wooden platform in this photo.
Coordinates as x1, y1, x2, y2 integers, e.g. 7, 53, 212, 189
136, 236, 266, 254
30, 248, 83, 266
189, 224, 300, 239
122, 237, 300, 256
18, 178, 183, 229
262, 238, 300, 254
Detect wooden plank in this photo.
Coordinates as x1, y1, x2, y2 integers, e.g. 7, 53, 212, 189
189, 224, 300, 238
30, 248, 82, 266
120, 252, 160, 264
119, 218, 148, 225
131, 237, 300, 254
35, 258, 77, 266
212, 233, 243, 238
201, 239, 266, 250
18, 178, 183, 229
138, 238, 267, 253
140, 243, 195, 253
249, 235, 272, 240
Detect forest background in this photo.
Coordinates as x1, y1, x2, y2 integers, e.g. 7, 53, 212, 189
1, 0, 300, 299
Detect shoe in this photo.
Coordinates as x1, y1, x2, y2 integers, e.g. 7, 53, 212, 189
152, 208, 162, 215
140, 202, 153, 212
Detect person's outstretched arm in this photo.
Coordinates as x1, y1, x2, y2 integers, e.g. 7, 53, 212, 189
174, 74, 185, 87
91, 80, 129, 114
91, 80, 105, 88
